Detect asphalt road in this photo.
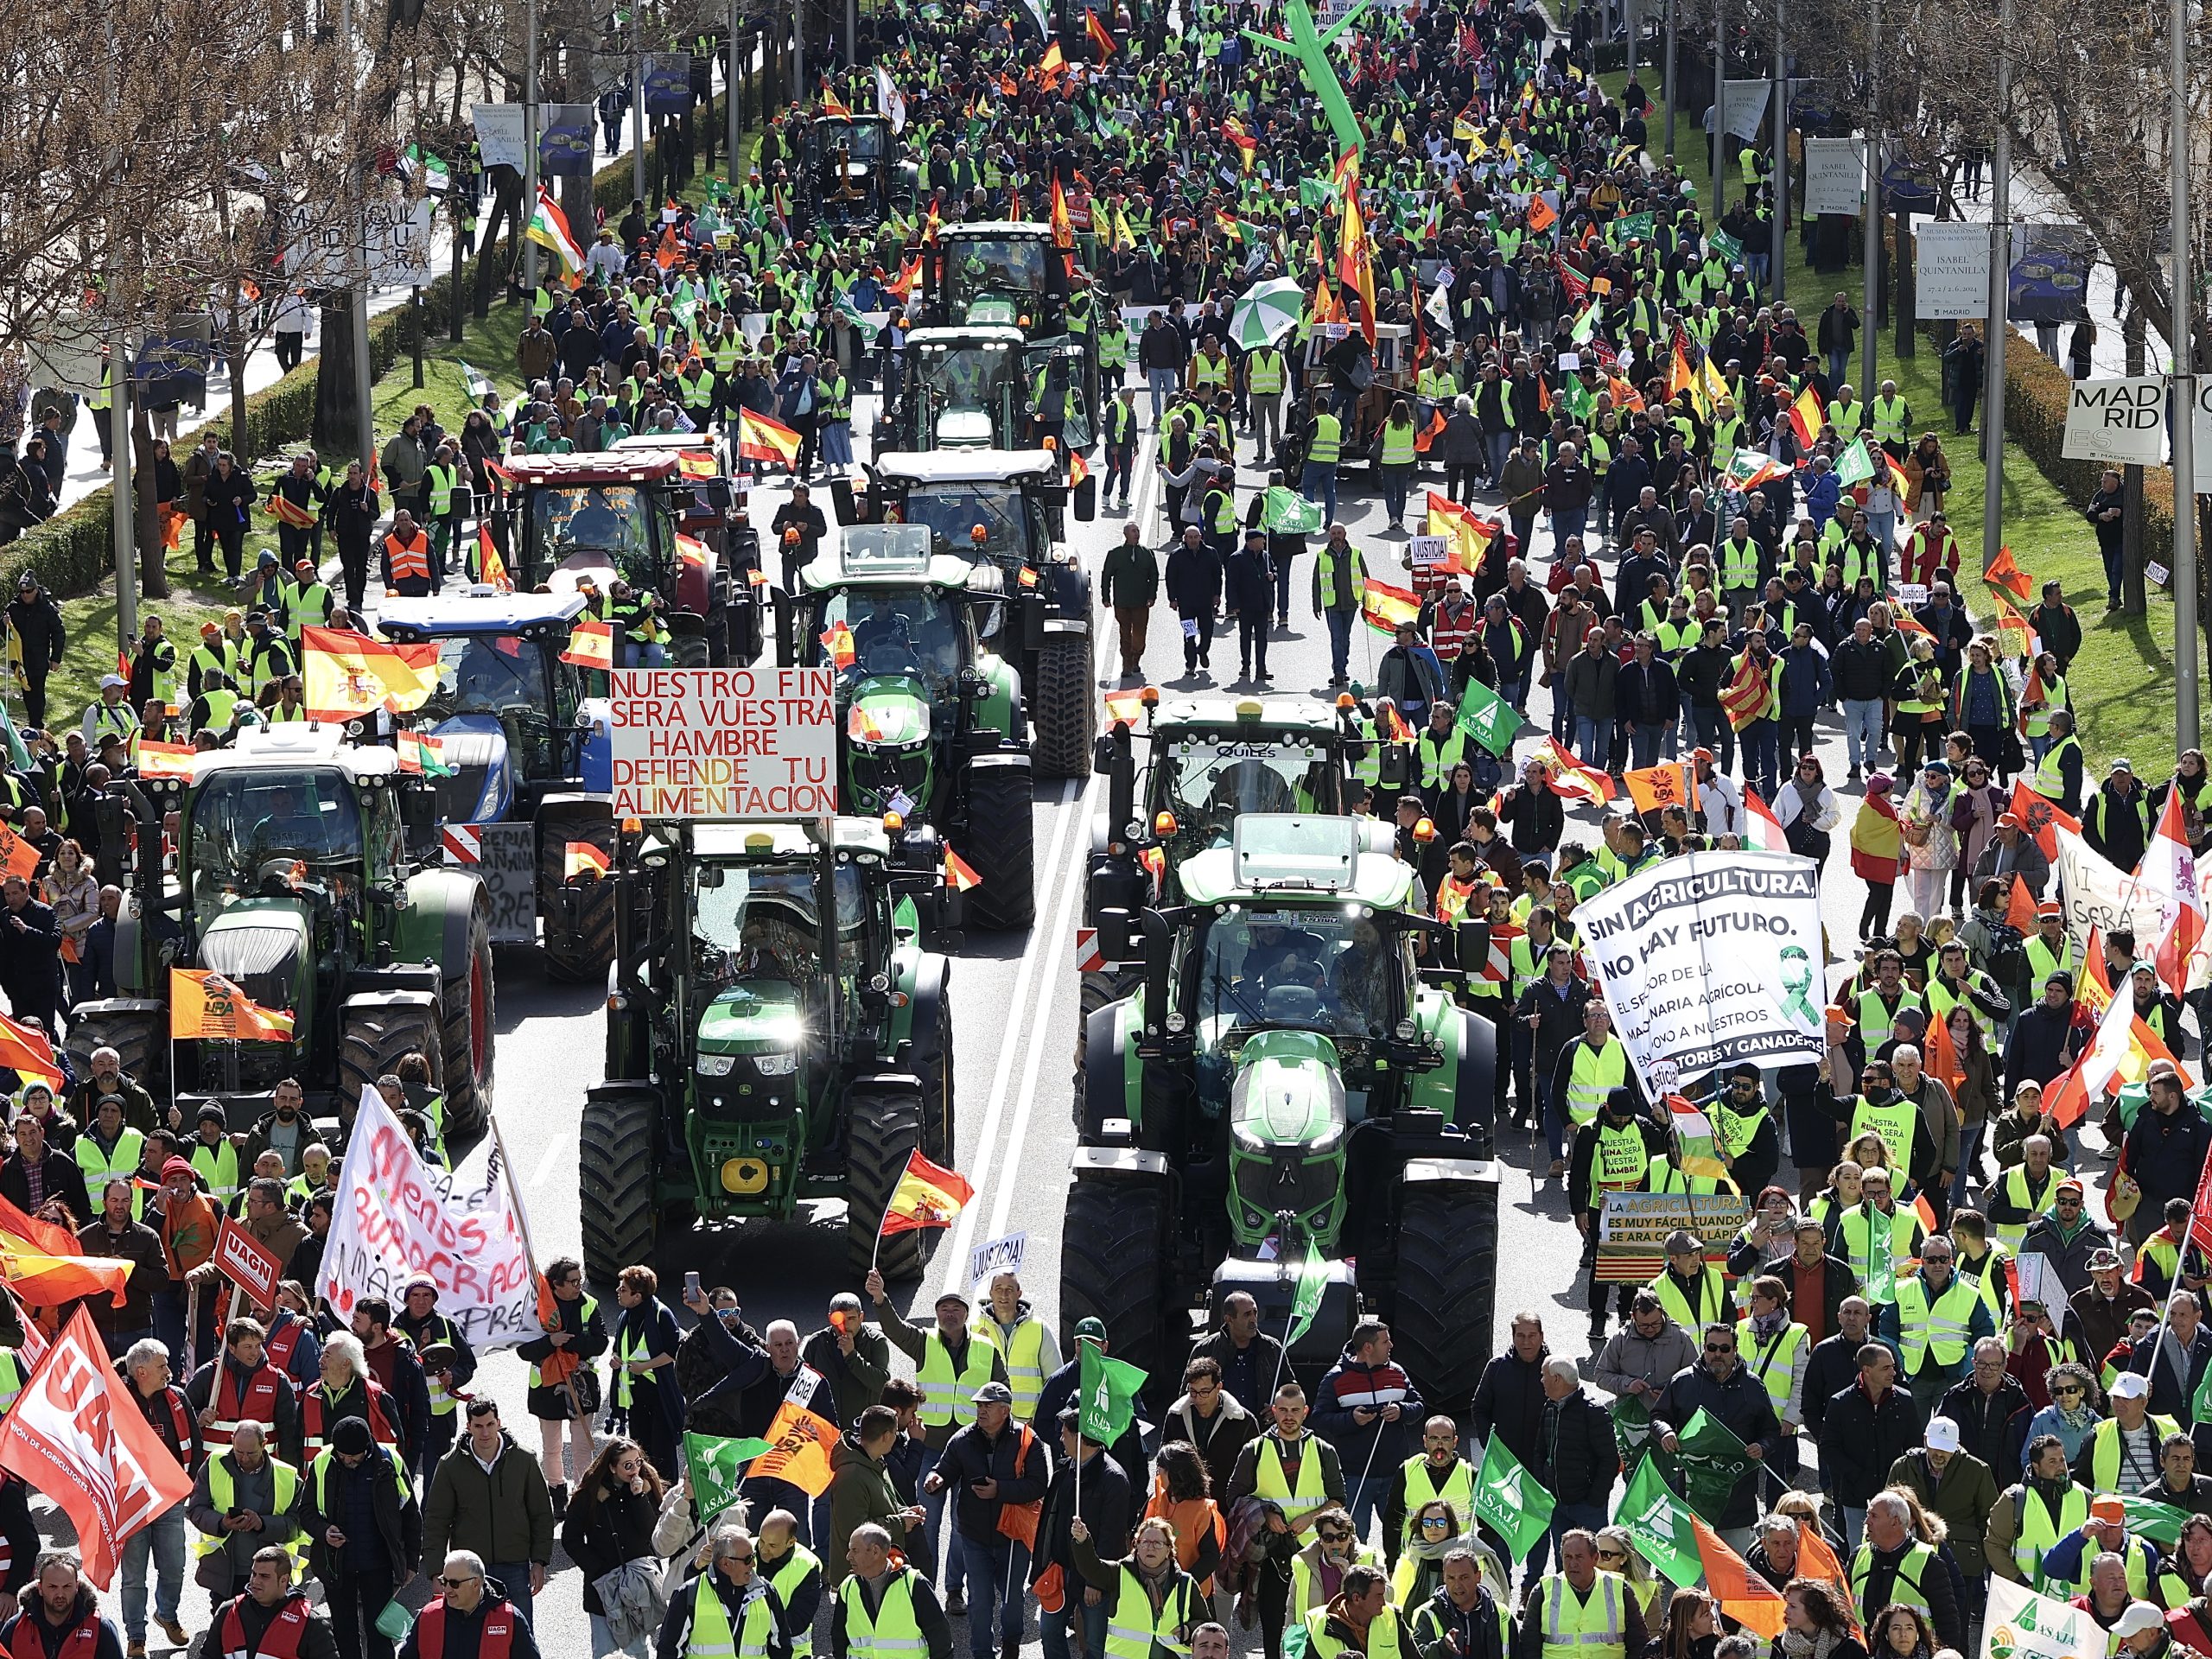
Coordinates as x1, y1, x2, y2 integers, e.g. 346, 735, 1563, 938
55, 377, 1965, 1656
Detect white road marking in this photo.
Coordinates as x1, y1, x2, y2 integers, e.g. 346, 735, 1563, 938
531, 1133, 568, 1188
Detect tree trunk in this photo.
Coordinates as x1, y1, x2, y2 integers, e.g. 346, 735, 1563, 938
130, 403, 168, 601
474, 168, 522, 320
227, 327, 251, 459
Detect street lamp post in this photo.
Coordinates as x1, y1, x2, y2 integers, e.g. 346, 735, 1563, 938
2171, 0, 2198, 747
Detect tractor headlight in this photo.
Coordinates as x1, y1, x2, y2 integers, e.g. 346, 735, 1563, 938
753, 1051, 798, 1077
1164, 1012, 1187, 1034
1395, 1019, 1417, 1041
699, 1053, 735, 1077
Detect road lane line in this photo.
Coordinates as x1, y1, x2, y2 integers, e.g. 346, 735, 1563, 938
531, 1133, 567, 1188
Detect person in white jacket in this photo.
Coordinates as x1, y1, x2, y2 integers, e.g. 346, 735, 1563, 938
1692, 747, 1746, 837
1771, 754, 1845, 861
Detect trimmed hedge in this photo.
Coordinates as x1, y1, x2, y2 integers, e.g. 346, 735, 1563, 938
5, 92, 733, 603
2000, 320, 2176, 550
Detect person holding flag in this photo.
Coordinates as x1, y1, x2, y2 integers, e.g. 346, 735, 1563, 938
1652, 1320, 1783, 1547
1312, 1321, 1424, 1544
925, 1376, 1049, 1659
1031, 1393, 1134, 1659
1225, 1382, 1348, 1658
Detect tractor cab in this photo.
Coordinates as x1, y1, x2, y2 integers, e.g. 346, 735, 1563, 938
915, 224, 1099, 441
800, 115, 911, 231
899, 326, 1030, 451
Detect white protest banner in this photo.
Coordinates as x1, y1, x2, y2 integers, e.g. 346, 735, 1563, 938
1721, 80, 1770, 143
2052, 826, 2171, 957
969, 1230, 1029, 1286
1575, 850, 1827, 1088
1408, 534, 1450, 569
1802, 138, 1865, 216
1981, 1577, 2099, 1659
470, 104, 531, 172
609, 667, 836, 820
1915, 222, 1995, 321
318, 1096, 541, 1349
2063, 377, 2167, 466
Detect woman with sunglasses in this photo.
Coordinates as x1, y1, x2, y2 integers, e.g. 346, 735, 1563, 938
563, 1437, 667, 1658
2018, 1367, 2103, 1470
1391, 1501, 1465, 1611
1947, 748, 2007, 913
1592, 1527, 1662, 1626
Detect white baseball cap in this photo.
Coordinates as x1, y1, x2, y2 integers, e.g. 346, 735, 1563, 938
2110, 1371, 2152, 1402
1923, 1418, 1961, 1453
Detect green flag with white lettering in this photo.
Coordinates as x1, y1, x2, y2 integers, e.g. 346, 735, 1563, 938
1834, 437, 1877, 487
1656, 1408, 1750, 1524
1616, 1452, 1703, 1586
1077, 1344, 1147, 1443
684, 1431, 774, 1521
1262, 486, 1325, 535
1456, 677, 1529, 759
1473, 1433, 1554, 1557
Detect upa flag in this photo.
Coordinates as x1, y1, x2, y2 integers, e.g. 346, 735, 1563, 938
880, 1152, 975, 1235
1455, 677, 1528, 759
170, 969, 296, 1040
1987, 545, 2035, 601
738, 409, 803, 467
2007, 781, 2082, 861
0, 1194, 133, 1310
302, 626, 441, 721
1472, 1434, 1554, 1557
0, 1306, 193, 1588
1360, 575, 1421, 635
684, 1431, 774, 1521
565, 842, 611, 880
1624, 763, 1699, 816
1077, 1342, 1147, 1443
561, 619, 614, 671
749, 1371, 842, 1497
0, 821, 40, 885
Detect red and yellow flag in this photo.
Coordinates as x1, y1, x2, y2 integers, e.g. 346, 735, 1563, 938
944, 847, 982, 892
476, 525, 512, 594
395, 731, 451, 776
823, 622, 856, 670
1993, 594, 2037, 659
1360, 575, 1421, 635
1067, 450, 1090, 489
1051, 179, 1074, 249
131, 738, 197, 779
561, 618, 615, 671
0, 1197, 131, 1309
820, 81, 851, 117
1986, 544, 2034, 601
737, 409, 803, 467
1787, 385, 1826, 448
169, 969, 295, 1041
263, 494, 317, 530
0, 1014, 60, 1086
880, 1150, 976, 1235
1084, 8, 1116, 60
302, 626, 442, 721
565, 841, 611, 880
1337, 180, 1377, 347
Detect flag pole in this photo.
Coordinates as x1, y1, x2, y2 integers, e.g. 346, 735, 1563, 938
491, 1113, 581, 1420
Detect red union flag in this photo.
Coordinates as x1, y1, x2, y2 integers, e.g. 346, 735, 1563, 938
0, 1306, 191, 1587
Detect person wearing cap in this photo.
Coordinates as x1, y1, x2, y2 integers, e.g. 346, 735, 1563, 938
867, 1268, 1008, 1611
2042, 1491, 2164, 1602
239, 607, 298, 700
1568, 1089, 1670, 1342
1878, 1233, 1996, 1414
2016, 1180, 2113, 1319
2120, 1071, 2212, 1248
82, 670, 141, 755
1034, 1320, 1145, 1484
1973, 812, 2054, 900
1653, 1319, 1781, 1542
303, 1412, 422, 1659
2005, 970, 2087, 1109
395, 1277, 480, 1492
1888, 1414, 1999, 1611
2082, 756, 2155, 872
2075, 1369, 2179, 1497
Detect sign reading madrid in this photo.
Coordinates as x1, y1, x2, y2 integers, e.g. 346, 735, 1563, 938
609, 668, 838, 820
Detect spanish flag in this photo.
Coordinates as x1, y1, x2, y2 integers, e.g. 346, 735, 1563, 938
1051, 179, 1074, 249
823, 622, 856, 670
169, 969, 296, 1041
821, 80, 852, 118
561, 618, 615, 671
565, 841, 612, 880
302, 626, 442, 721
264, 493, 318, 530
476, 524, 512, 594
944, 846, 982, 891
1084, 7, 1116, 60
0, 1194, 132, 1309
1337, 180, 1377, 347
1360, 575, 1421, 635
879, 1150, 976, 1235
1067, 449, 1090, 488
0, 1012, 61, 1086
1787, 385, 1826, 448
131, 737, 198, 779
737, 409, 803, 468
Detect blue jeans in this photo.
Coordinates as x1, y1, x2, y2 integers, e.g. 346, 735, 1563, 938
1301, 461, 1338, 525
1552, 691, 1575, 743
616, 639, 667, 668
1843, 698, 1885, 771
1041, 1592, 1108, 1659
591, 1613, 652, 1658
1344, 1474, 1383, 1545
1274, 557, 1294, 623
1573, 715, 1609, 771
1381, 466, 1411, 525
917, 1446, 964, 1593
1485, 429, 1513, 482
1325, 608, 1356, 682
486, 1561, 535, 1630
1838, 1505, 1866, 1554
1523, 1499, 1609, 1580
959, 1535, 1029, 1658
743, 1475, 814, 1546
1146, 367, 1178, 426
1506, 662, 1534, 713
1741, 718, 1780, 799
1950, 1123, 1986, 1210
1828, 350, 1851, 385
122, 1503, 185, 1642
1549, 507, 1586, 560
1629, 724, 1664, 770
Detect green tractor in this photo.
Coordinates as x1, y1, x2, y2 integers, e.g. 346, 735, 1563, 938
72, 726, 498, 1140
577, 817, 961, 1285
916, 222, 1100, 439
774, 524, 1036, 931
893, 326, 1092, 454
1082, 694, 1371, 1008
1064, 815, 1499, 1414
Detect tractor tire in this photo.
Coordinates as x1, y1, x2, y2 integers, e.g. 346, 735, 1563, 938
1389, 1182, 1497, 1420
63, 1006, 167, 1104
914, 999, 956, 1168
672, 631, 711, 669
1032, 634, 1095, 780
440, 905, 497, 1147
339, 999, 444, 1115
1071, 971, 1136, 1121
963, 767, 1034, 931
1059, 1176, 1173, 1389
580, 1089, 660, 1285
538, 823, 616, 983
846, 1081, 926, 1280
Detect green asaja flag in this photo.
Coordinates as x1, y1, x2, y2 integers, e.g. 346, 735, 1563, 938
684, 1431, 773, 1521
1473, 1433, 1554, 1557
1834, 436, 1877, 487
2119, 1492, 2190, 1548
1078, 1344, 1147, 1443
1286, 1245, 1332, 1347
1262, 487, 1325, 535
1456, 677, 1529, 760
1616, 1451, 1703, 1586
1658, 1407, 1751, 1524
1708, 229, 1745, 268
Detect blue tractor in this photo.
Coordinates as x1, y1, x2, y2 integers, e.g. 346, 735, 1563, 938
377, 588, 619, 982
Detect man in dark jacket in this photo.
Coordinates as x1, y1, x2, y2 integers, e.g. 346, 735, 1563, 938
1312, 1321, 1425, 1541
4, 575, 65, 728
2031, 580, 2084, 671
195, 1548, 340, 1659
2122, 1072, 2212, 1246
0, 874, 61, 1035
1653, 1320, 1784, 1535
2119, 1288, 2212, 1421
1166, 526, 1224, 677
0, 1107, 86, 1227
1613, 634, 1676, 770
1099, 523, 1160, 678
1409, 1553, 1509, 1659
78, 1175, 164, 1351
1225, 529, 1275, 682
304, 1416, 424, 1659
1467, 1315, 1550, 1469
1936, 1338, 2033, 1478
931, 1381, 1049, 1659
1376, 622, 1448, 728
1189, 1293, 1287, 1416
1770, 1219, 1859, 1349
1526, 1357, 1619, 1577
2085, 760, 2154, 874
1818, 1340, 1925, 1552
1162, 1357, 1260, 1500
1033, 1409, 1133, 1659
1034, 1322, 1145, 1482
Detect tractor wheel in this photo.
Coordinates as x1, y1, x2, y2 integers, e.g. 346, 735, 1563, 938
672, 630, 711, 669
1071, 972, 1135, 1127
580, 1089, 661, 1285
538, 822, 616, 983
339, 999, 444, 1115
1389, 1182, 1497, 1420
1032, 634, 1096, 780
63, 1006, 167, 1105
1059, 1176, 1173, 1388
846, 1080, 926, 1280
963, 767, 1034, 931
914, 998, 956, 1168
440, 905, 497, 1147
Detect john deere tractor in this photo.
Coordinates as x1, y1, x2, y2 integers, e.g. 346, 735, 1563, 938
1063, 815, 1499, 1414
1080, 695, 1373, 1033
798, 114, 917, 233
577, 817, 960, 1285
833, 448, 1094, 779
70, 725, 498, 1141
774, 524, 1036, 931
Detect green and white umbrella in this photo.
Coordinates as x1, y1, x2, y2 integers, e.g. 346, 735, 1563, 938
1226, 278, 1306, 349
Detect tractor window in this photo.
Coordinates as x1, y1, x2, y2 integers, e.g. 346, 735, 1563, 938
691, 863, 867, 982
1156, 742, 1325, 837
911, 342, 1023, 425
361, 786, 405, 880
900, 486, 1029, 569
944, 238, 1051, 316
434, 635, 542, 715
187, 768, 365, 902
528, 483, 659, 589
810, 588, 968, 690
1194, 907, 1404, 1046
